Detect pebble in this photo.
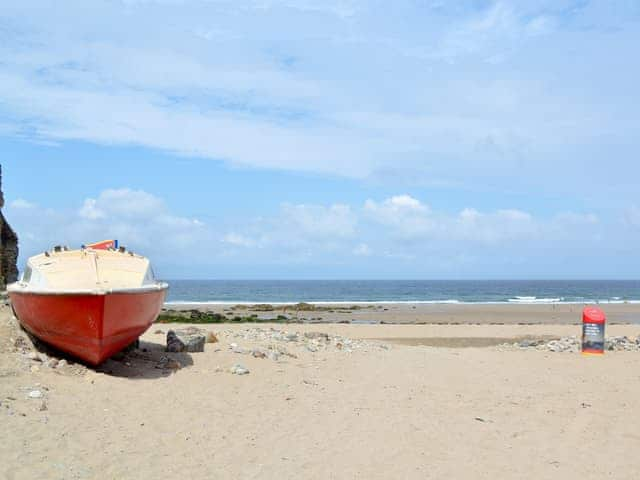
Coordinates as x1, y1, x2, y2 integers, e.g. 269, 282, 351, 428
230, 364, 250, 375
28, 390, 43, 399
57, 359, 67, 369
26, 352, 41, 361
268, 351, 281, 361
503, 335, 640, 353
206, 332, 218, 344
156, 356, 182, 370
304, 332, 329, 342
220, 327, 384, 354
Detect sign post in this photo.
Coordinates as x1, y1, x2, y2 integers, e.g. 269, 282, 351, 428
582, 306, 606, 355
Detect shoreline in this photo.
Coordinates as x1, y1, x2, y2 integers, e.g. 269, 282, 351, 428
163, 301, 640, 325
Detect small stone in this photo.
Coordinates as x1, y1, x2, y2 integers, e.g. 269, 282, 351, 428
230, 364, 249, 375
206, 332, 218, 344
285, 332, 298, 342
26, 352, 41, 361
304, 332, 329, 342
268, 351, 281, 361
28, 390, 43, 399
56, 359, 67, 369
38, 353, 48, 363
39, 401, 47, 411
46, 358, 59, 369
252, 349, 267, 359
306, 344, 318, 353
156, 356, 182, 370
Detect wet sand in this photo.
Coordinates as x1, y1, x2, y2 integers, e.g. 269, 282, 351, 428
3, 305, 640, 479
166, 301, 640, 324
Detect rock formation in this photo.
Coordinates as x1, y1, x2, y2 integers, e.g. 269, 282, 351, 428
0, 164, 19, 288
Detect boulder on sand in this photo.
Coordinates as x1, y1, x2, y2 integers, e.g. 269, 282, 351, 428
166, 328, 206, 353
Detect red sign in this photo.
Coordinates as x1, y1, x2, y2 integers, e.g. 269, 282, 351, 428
582, 306, 606, 355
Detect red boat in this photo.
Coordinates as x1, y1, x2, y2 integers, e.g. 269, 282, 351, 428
8, 242, 168, 365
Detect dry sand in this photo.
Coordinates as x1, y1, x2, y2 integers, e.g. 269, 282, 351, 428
2, 303, 640, 479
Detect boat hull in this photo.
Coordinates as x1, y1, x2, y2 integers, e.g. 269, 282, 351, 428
9, 289, 166, 365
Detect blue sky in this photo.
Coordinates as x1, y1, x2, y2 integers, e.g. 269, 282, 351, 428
2, 0, 639, 279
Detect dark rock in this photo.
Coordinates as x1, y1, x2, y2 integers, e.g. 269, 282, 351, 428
166, 329, 205, 353
0, 165, 19, 288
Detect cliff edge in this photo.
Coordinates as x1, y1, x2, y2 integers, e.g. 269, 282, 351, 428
0, 165, 19, 287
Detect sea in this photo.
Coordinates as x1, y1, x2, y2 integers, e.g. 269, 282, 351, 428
164, 280, 640, 305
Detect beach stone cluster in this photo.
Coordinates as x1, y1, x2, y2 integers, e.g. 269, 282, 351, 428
5, 322, 75, 373
503, 335, 640, 352
219, 327, 388, 360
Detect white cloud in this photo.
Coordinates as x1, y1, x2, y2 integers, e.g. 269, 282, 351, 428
222, 233, 256, 248
80, 189, 166, 219
353, 243, 372, 256
78, 198, 105, 219
0, 0, 637, 197
280, 203, 356, 238
8, 188, 637, 277
554, 212, 599, 225
624, 206, 640, 228
11, 188, 209, 274
9, 198, 36, 209
364, 195, 434, 239
454, 208, 537, 244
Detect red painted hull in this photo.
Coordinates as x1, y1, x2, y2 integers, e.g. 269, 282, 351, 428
9, 289, 166, 365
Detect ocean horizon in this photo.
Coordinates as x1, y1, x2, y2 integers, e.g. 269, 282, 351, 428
164, 279, 640, 305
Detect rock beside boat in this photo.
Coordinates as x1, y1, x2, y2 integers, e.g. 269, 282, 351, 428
166, 328, 206, 353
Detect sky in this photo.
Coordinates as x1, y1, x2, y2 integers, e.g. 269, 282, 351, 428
1, 0, 639, 279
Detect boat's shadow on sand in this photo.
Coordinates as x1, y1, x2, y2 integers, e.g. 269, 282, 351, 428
94, 340, 194, 379
17, 318, 192, 379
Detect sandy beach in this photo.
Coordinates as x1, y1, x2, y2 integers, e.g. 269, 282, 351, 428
3, 302, 640, 479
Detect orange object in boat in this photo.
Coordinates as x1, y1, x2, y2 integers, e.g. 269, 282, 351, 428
8, 245, 168, 365
84, 239, 118, 250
